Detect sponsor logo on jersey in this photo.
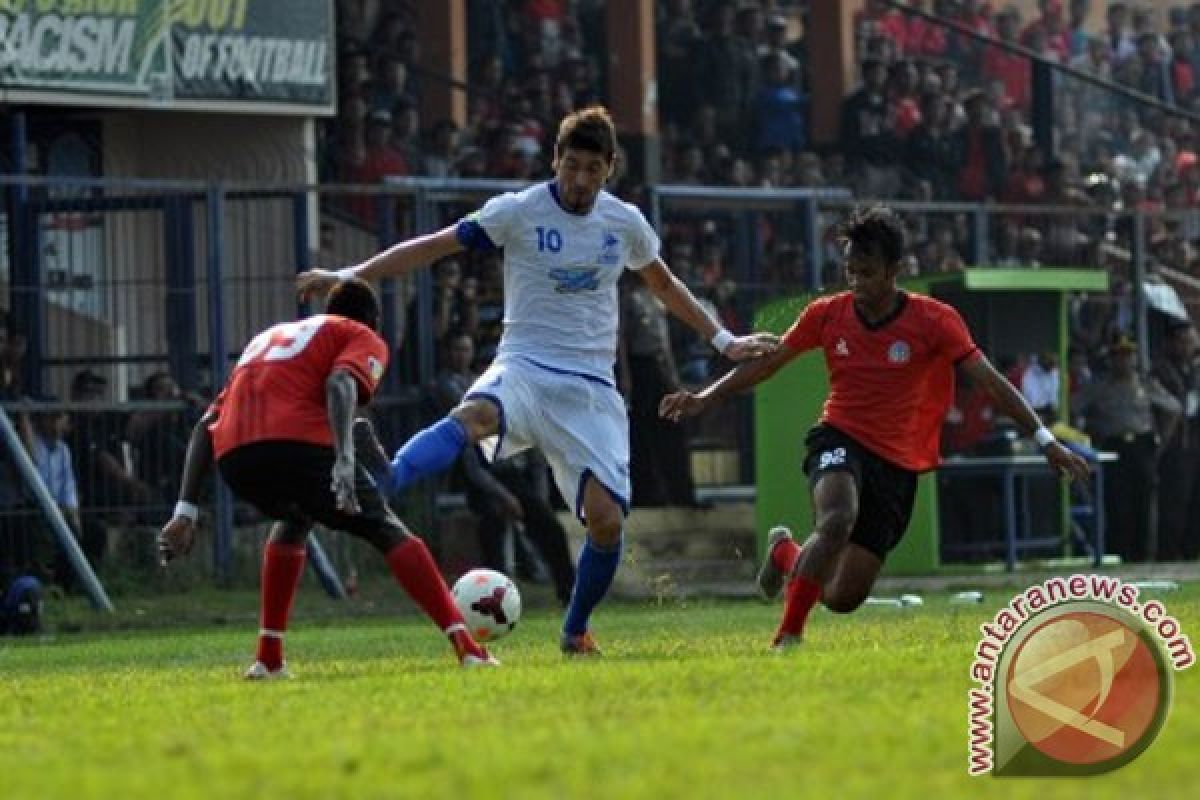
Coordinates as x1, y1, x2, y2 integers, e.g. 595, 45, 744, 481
367, 355, 384, 382
598, 230, 620, 265
888, 340, 911, 364
548, 267, 601, 293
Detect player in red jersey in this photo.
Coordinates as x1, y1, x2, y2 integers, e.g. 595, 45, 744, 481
660, 207, 1090, 650
156, 279, 497, 675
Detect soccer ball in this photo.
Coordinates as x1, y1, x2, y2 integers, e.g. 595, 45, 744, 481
452, 568, 522, 642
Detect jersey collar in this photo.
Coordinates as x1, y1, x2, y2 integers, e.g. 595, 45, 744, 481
547, 180, 593, 217
854, 290, 909, 331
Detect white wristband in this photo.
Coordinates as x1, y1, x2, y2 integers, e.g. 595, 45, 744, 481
174, 501, 199, 522
710, 328, 735, 354
1033, 427, 1057, 448
335, 266, 358, 282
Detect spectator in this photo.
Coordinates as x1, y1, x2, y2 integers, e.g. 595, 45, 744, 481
620, 273, 698, 508
403, 258, 478, 381
953, 89, 1007, 201
127, 372, 203, 508
906, 92, 956, 200
1153, 320, 1200, 559
754, 51, 807, 154
1021, 351, 1061, 414
23, 402, 82, 586
424, 119, 462, 178
700, 2, 759, 150
841, 57, 902, 197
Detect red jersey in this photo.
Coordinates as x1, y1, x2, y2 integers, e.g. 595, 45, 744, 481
209, 315, 388, 459
781, 291, 980, 472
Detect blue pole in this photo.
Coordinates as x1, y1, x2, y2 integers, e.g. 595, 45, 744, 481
205, 184, 234, 583
0, 408, 113, 612
293, 190, 312, 319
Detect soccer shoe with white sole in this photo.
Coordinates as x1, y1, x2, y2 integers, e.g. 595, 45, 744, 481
756, 525, 796, 601
560, 631, 602, 657
449, 628, 500, 667
244, 661, 291, 680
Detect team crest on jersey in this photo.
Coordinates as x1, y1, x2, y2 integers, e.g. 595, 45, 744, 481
597, 230, 620, 266
835, 338, 850, 357
887, 340, 911, 364
548, 267, 601, 293
367, 355, 384, 382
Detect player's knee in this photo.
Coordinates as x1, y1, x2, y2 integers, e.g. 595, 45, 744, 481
814, 506, 857, 543
823, 587, 868, 614
585, 510, 623, 549
451, 399, 499, 443
356, 519, 410, 554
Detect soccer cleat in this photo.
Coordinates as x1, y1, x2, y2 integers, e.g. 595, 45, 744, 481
449, 627, 500, 667
560, 631, 602, 657
756, 525, 796, 601
243, 660, 291, 680
770, 633, 803, 654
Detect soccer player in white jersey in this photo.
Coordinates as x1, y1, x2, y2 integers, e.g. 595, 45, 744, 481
298, 106, 777, 655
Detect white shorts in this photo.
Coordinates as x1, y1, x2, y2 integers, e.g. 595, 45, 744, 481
465, 356, 630, 521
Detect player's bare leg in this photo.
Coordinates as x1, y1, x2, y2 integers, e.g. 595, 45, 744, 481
821, 543, 883, 613
772, 472, 859, 649
247, 517, 312, 679
561, 477, 624, 656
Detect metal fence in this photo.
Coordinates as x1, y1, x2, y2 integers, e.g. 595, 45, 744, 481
1, 175, 1180, 589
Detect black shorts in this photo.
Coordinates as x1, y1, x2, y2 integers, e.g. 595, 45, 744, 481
217, 441, 395, 539
801, 424, 918, 560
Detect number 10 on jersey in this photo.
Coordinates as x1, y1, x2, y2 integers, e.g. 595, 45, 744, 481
536, 226, 562, 253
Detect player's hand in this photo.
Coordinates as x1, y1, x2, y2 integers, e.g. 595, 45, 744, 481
1044, 442, 1091, 483
724, 332, 781, 361
296, 268, 341, 302
157, 515, 196, 566
331, 455, 361, 514
659, 390, 708, 422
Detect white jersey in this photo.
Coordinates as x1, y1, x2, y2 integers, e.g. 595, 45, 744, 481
467, 182, 660, 380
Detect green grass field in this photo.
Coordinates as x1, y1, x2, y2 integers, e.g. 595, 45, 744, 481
1, 584, 1196, 799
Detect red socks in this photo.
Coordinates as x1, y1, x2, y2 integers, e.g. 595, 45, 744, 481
775, 574, 822, 642
385, 537, 464, 631
770, 538, 803, 575
256, 540, 307, 670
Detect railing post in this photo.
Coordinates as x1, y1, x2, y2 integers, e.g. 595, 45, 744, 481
376, 192, 401, 391
205, 182, 234, 583
1132, 209, 1149, 366
413, 188, 436, 386
165, 195, 199, 391
972, 206, 989, 267
800, 197, 820, 291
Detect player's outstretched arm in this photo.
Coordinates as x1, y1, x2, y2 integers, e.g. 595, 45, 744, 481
660, 344, 797, 423
158, 408, 217, 565
637, 260, 779, 361
326, 369, 361, 514
960, 355, 1091, 482
296, 226, 465, 301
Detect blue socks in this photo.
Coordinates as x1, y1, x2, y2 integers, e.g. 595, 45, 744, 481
563, 534, 623, 636
388, 417, 468, 493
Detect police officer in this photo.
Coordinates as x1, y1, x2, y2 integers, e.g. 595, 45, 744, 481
1076, 337, 1180, 562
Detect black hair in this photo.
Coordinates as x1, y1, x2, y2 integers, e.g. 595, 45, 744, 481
327, 278, 381, 331
838, 206, 907, 267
